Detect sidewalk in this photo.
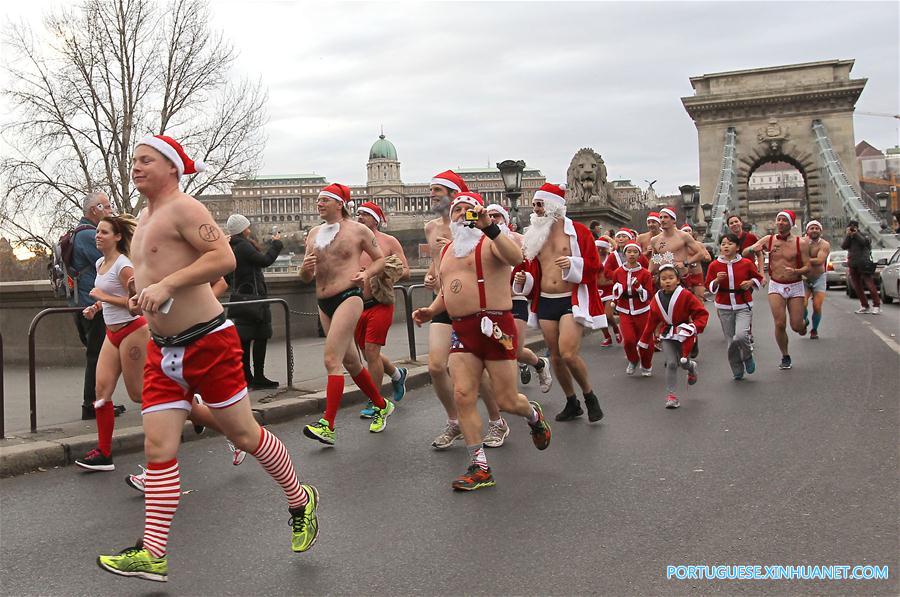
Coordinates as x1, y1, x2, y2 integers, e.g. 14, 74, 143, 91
0, 320, 545, 476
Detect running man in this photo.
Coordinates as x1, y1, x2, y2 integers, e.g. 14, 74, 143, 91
743, 209, 810, 370
636, 212, 662, 255
299, 184, 395, 444
520, 182, 606, 423
354, 201, 410, 418
98, 135, 318, 583
802, 220, 831, 339
413, 192, 551, 490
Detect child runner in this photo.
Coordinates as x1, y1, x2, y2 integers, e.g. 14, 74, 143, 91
705, 233, 763, 380
610, 241, 655, 377
594, 237, 620, 347
638, 264, 709, 409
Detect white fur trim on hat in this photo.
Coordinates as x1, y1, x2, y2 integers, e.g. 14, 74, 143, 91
138, 135, 185, 177
595, 239, 611, 249
646, 214, 661, 223
660, 207, 677, 220
777, 210, 795, 226
431, 177, 460, 192
358, 206, 381, 223
615, 229, 635, 240
623, 241, 642, 253
485, 204, 510, 224
318, 190, 345, 204
533, 189, 565, 206
805, 219, 822, 230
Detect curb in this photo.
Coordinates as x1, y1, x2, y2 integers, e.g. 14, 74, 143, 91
0, 337, 546, 477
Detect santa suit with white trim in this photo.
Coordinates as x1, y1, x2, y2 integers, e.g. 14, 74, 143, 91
638, 285, 709, 362
610, 243, 655, 369
705, 255, 763, 377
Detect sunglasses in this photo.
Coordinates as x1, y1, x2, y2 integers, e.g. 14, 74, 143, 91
531, 200, 544, 209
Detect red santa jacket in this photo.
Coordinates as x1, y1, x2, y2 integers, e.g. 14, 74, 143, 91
603, 250, 650, 280
522, 218, 606, 329
611, 264, 654, 315
705, 256, 763, 310
637, 286, 709, 348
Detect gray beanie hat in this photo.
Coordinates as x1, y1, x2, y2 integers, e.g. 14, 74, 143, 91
225, 213, 251, 236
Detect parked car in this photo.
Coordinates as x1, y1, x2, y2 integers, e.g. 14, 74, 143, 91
879, 248, 900, 304
825, 250, 848, 288
846, 249, 896, 298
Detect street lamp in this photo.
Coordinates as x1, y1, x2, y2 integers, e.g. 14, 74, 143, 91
876, 192, 890, 230
497, 159, 526, 230
679, 184, 698, 224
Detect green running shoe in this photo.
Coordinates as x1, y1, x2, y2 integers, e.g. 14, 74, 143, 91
369, 399, 395, 433
303, 419, 336, 446
290, 484, 320, 553
97, 543, 168, 582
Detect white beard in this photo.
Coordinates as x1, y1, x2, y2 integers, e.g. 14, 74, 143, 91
314, 222, 340, 249
450, 220, 484, 258
498, 222, 510, 236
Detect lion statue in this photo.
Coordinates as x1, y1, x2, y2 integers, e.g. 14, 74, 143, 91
566, 148, 618, 208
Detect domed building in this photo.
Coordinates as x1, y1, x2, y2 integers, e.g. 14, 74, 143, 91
365, 131, 404, 213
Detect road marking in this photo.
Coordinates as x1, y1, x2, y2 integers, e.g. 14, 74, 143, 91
861, 320, 900, 355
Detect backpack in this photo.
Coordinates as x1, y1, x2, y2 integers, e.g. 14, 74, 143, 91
49, 224, 94, 300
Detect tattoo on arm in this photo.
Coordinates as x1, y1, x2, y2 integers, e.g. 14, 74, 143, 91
199, 224, 220, 242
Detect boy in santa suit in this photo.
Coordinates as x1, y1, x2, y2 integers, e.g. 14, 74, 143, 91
705, 233, 763, 380
611, 242, 655, 376
518, 182, 606, 422
595, 236, 620, 347
638, 264, 709, 409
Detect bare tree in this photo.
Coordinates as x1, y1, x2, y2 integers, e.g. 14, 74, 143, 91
1, 0, 266, 247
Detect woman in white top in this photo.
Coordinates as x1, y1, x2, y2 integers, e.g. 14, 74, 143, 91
75, 215, 148, 471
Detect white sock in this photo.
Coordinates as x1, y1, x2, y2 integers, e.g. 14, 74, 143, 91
389, 368, 402, 381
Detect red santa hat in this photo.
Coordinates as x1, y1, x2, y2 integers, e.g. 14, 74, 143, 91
805, 219, 822, 231
777, 210, 796, 226
533, 182, 567, 210
485, 203, 510, 224
646, 212, 661, 223
451, 191, 484, 210
357, 201, 385, 225
660, 206, 677, 220
431, 170, 469, 193
623, 241, 642, 253
614, 227, 635, 240
318, 182, 352, 204
680, 223, 693, 233
595, 239, 611, 249
136, 135, 206, 177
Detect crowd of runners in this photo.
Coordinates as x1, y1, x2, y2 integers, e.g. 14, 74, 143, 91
76, 134, 847, 583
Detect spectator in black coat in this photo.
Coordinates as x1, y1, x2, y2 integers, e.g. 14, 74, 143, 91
224, 214, 284, 388
841, 220, 881, 314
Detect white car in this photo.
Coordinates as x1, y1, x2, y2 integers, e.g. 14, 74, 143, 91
880, 248, 900, 304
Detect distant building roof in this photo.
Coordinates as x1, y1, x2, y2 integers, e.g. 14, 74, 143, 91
454, 167, 543, 176
369, 134, 398, 161
234, 174, 327, 184
855, 140, 884, 158
753, 161, 799, 173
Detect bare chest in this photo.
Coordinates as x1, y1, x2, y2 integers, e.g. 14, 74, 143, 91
653, 234, 686, 257
317, 234, 359, 269
768, 238, 799, 264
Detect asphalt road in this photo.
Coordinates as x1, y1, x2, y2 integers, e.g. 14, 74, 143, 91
1, 292, 898, 596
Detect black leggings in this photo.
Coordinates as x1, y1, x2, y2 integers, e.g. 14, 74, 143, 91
241, 338, 269, 383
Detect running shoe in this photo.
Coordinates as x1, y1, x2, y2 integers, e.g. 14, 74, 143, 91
432, 421, 462, 450
615, 331, 623, 344
528, 401, 551, 450
125, 468, 146, 493
368, 399, 395, 433
744, 355, 756, 374
75, 448, 115, 472
359, 400, 376, 419
97, 542, 168, 582
779, 355, 792, 370
600, 337, 613, 347
871, 306, 882, 315
640, 367, 653, 377
519, 363, 532, 385
809, 330, 819, 340
625, 361, 637, 376
855, 307, 871, 314
290, 484, 319, 552
687, 361, 698, 386
303, 419, 336, 446
451, 464, 496, 491
584, 395, 604, 423
536, 357, 553, 393
392, 367, 408, 402
227, 441, 246, 466
554, 399, 583, 422
665, 394, 680, 409
483, 418, 510, 448
733, 372, 744, 381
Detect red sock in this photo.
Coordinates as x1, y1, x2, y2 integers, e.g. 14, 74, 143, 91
324, 375, 344, 428
95, 401, 114, 457
351, 369, 386, 409
601, 328, 612, 341
253, 427, 308, 510
142, 459, 180, 558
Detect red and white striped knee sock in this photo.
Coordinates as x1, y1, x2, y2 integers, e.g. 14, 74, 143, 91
252, 427, 308, 510
142, 459, 180, 558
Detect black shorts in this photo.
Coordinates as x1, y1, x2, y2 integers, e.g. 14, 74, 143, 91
512, 299, 529, 322
430, 292, 452, 325
537, 294, 572, 322
317, 287, 363, 319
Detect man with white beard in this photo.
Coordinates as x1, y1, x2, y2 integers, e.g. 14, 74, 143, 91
518, 182, 606, 423
413, 192, 551, 491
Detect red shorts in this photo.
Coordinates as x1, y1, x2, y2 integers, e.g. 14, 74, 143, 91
105, 316, 147, 348
354, 302, 394, 348
684, 273, 704, 288
142, 319, 247, 415
450, 310, 518, 361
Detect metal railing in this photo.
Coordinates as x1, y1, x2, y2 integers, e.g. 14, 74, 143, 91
395, 283, 430, 361
22, 299, 293, 434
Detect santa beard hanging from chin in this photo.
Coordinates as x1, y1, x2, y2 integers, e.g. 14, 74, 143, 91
522, 203, 566, 259
314, 222, 341, 249
449, 220, 484, 258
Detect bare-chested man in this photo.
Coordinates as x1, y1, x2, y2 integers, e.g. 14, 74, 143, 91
636, 212, 661, 255
743, 209, 810, 369
520, 182, 606, 423
424, 170, 506, 449
413, 192, 551, 491
728, 214, 765, 274
802, 220, 830, 340
98, 135, 318, 583
299, 184, 394, 445
353, 201, 410, 418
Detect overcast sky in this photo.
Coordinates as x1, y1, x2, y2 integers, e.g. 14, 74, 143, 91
3, 1, 899, 196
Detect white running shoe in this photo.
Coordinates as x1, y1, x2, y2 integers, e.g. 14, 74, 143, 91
125, 466, 146, 493
640, 367, 652, 377
483, 419, 510, 448
855, 307, 871, 314
227, 441, 246, 466
625, 361, 637, 375
871, 306, 882, 314
536, 357, 553, 393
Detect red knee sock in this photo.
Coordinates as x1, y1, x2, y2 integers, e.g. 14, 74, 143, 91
142, 459, 180, 558
95, 401, 114, 457
351, 369, 386, 409
252, 427, 307, 510
324, 375, 345, 429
